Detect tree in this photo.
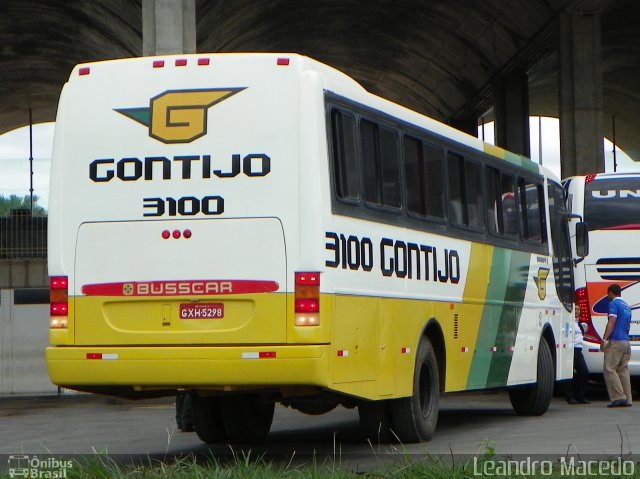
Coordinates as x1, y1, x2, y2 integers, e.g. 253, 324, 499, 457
0, 194, 47, 217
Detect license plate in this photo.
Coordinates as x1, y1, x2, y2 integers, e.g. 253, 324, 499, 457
179, 303, 224, 319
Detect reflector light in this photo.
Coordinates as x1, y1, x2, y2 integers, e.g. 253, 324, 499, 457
575, 287, 601, 343
259, 352, 276, 359
49, 276, 69, 328
294, 271, 320, 326
172, 230, 181, 239
277, 58, 290, 66
50, 277, 68, 289
50, 303, 68, 316
153, 60, 165, 68
175, 59, 187, 66
198, 58, 210, 66
162, 230, 170, 239
78, 67, 90, 76
295, 272, 319, 286
295, 299, 319, 313
183, 229, 192, 239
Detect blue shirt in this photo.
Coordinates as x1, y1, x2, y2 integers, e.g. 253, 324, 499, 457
608, 297, 632, 341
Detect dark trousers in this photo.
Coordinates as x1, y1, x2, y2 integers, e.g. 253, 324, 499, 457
565, 348, 589, 401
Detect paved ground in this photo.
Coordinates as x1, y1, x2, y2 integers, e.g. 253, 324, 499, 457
0, 388, 638, 471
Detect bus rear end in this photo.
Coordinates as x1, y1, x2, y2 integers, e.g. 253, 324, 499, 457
566, 173, 640, 375
46, 54, 332, 403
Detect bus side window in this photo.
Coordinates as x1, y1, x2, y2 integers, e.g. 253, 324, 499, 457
548, 181, 575, 311
485, 166, 502, 234
403, 136, 445, 219
331, 110, 359, 200
447, 153, 465, 225
447, 153, 484, 230
501, 173, 518, 236
518, 179, 545, 243
360, 120, 401, 209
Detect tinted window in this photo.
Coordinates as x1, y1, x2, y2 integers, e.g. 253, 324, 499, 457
331, 110, 359, 200
548, 181, 574, 311
403, 136, 445, 219
485, 167, 517, 237
518, 179, 545, 243
361, 120, 401, 208
447, 153, 484, 229
585, 178, 640, 230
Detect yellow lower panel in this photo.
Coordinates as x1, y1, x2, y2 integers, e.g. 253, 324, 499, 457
46, 345, 329, 388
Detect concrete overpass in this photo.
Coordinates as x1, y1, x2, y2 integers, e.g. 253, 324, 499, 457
1, 0, 639, 177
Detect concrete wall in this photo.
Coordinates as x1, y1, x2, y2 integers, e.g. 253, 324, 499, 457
0, 260, 48, 289
0, 288, 57, 395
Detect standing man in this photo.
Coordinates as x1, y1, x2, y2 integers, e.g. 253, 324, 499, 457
600, 284, 632, 407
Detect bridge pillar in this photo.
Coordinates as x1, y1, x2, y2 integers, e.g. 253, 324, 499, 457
493, 73, 530, 158
558, 11, 604, 177
142, 0, 196, 56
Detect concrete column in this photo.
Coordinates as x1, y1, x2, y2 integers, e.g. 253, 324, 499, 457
143, 0, 196, 56
558, 11, 604, 177
493, 73, 530, 158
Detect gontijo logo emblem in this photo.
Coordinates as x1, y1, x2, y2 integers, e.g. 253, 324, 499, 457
115, 88, 246, 144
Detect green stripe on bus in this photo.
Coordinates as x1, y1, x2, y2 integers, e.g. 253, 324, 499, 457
503, 150, 540, 174
466, 248, 510, 389
485, 249, 531, 387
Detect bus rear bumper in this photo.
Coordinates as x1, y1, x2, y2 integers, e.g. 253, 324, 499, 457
46, 345, 330, 389
582, 341, 640, 376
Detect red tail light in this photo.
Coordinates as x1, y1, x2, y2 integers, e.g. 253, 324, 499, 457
50, 276, 69, 329
575, 287, 601, 343
295, 272, 320, 326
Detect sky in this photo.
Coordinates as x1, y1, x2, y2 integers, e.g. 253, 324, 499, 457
0, 117, 638, 211
0, 122, 54, 208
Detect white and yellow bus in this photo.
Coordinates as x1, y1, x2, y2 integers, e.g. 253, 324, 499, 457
47, 53, 582, 444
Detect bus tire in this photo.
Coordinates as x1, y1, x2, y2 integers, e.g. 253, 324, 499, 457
192, 393, 228, 444
220, 394, 275, 443
389, 336, 439, 443
358, 399, 396, 444
508, 338, 554, 416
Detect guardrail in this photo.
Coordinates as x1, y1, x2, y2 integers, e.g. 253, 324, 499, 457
0, 209, 47, 259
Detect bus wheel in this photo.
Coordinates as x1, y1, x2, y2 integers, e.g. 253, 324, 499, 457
508, 338, 554, 416
358, 399, 396, 444
389, 336, 440, 443
220, 394, 275, 443
192, 393, 228, 444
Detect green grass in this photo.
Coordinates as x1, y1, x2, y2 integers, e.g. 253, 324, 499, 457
4, 446, 640, 479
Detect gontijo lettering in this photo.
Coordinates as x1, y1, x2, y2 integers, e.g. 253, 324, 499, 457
325, 232, 461, 283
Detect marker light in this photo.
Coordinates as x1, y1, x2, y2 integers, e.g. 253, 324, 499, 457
78, 67, 90, 76
50, 276, 69, 329
585, 174, 597, 184
198, 58, 210, 66
153, 60, 165, 68
175, 59, 187, 66
277, 58, 290, 66
162, 230, 171, 239
294, 272, 320, 326
183, 229, 192, 239
172, 230, 181, 239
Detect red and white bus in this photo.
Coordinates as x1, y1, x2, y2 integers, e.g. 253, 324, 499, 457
564, 172, 640, 376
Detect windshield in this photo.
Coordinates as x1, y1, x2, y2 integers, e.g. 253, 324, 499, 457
584, 178, 640, 231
